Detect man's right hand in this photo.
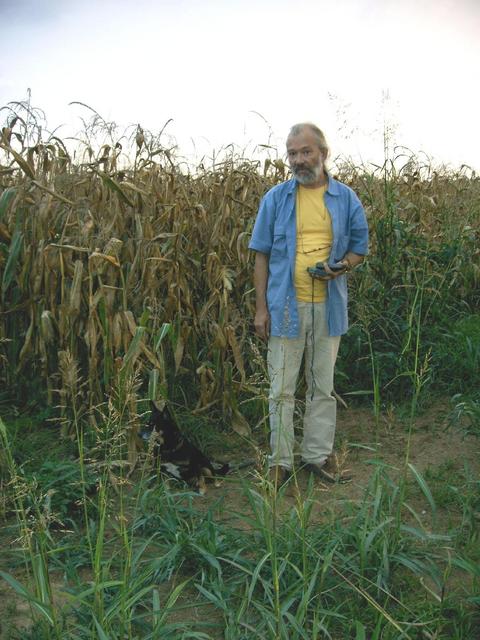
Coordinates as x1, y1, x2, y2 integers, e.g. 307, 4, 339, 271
253, 252, 270, 340
254, 308, 270, 340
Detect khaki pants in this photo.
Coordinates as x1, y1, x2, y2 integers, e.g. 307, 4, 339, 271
267, 302, 341, 469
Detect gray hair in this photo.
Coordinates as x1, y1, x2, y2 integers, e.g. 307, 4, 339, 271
287, 123, 329, 159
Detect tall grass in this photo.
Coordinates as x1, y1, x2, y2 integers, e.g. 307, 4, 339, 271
2, 406, 479, 638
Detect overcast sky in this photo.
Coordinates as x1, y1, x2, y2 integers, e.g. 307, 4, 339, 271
1, 0, 479, 169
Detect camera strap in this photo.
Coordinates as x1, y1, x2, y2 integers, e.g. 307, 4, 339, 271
309, 278, 316, 401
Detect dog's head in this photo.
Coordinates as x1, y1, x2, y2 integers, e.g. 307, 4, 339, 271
146, 400, 183, 451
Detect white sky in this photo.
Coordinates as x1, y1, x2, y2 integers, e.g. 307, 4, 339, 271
1, 0, 479, 169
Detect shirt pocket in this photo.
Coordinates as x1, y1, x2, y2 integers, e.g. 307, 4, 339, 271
271, 226, 288, 257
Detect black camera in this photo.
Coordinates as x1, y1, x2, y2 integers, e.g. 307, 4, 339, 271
307, 261, 346, 278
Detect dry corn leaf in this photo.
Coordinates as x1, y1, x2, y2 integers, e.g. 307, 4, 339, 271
174, 335, 185, 374
225, 325, 246, 383
89, 252, 121, 270
0, 222, 11, 243
16, 311, 35, 372
94, 170, 134, 207
103, 237, 123, 257
0, 142, 36, 179
69, 260, 84, 316
32, 180, 74, 205
122, 181, 149, 197
231, 407, 250, 437
49, 243, 89, 253
40, 310, 56, 344
112, 312, 123, 352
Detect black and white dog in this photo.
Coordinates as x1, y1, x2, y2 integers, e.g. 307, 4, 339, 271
141, 401, 233, 494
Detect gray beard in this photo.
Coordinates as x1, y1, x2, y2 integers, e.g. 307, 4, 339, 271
293, 165, 322, 186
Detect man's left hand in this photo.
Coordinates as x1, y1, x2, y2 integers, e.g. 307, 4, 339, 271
313, 262, 347, 280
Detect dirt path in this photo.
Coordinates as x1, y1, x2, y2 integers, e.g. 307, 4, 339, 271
198, 403, 480, 527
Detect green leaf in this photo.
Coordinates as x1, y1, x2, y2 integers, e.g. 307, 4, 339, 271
107, 584, 154, 620
1, 229, 22, 301
0, 416, 7, 440
0, 570, 54, 625
121, 326, 146, 372
247, 552, 271, 605
0, 570, 29, 598
0, 187, 16, 221
154, 322, 172, 351
93, 615, 110, 640
451, 556, 480, 577
195, 583, 226, 612
364, 517, 394, 554
148, 368, 160, 400
67, 580, 124, 602
190, 543, 222, 574
391, 553, 428, 576
408, 463, 436, 515
355, 620, 367, 640
139, 307, 151, 326
152, 588, 160, 630
153, 579, 191, 624
95, 170, 134, 207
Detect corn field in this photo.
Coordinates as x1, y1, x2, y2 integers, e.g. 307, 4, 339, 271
1, 112, 479, 436
1, 110, 480, 640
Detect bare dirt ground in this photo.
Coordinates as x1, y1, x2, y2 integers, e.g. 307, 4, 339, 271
199, 402, 479, 527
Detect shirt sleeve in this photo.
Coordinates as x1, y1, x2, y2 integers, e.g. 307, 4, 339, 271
347, 190, 369, 256
248, 190, 276, 254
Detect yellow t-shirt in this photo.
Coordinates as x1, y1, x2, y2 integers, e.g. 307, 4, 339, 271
295, 185, 332, 302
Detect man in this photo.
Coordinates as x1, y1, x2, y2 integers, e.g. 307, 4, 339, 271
249, 123, 368, 486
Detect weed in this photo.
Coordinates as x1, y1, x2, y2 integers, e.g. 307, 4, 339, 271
449, 393, 480, 438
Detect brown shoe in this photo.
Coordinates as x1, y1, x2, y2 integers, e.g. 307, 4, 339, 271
303, 457, 352, 484
268, 465, 290, 489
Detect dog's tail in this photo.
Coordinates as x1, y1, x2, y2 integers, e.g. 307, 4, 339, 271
212, 459, 256, 476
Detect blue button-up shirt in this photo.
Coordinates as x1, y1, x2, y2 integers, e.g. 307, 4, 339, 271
249, 177, 368, 337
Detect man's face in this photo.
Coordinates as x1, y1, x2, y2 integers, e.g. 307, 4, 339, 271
286, 129, 326, 187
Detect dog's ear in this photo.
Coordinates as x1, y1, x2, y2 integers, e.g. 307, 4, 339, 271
161, 404, 173, 420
